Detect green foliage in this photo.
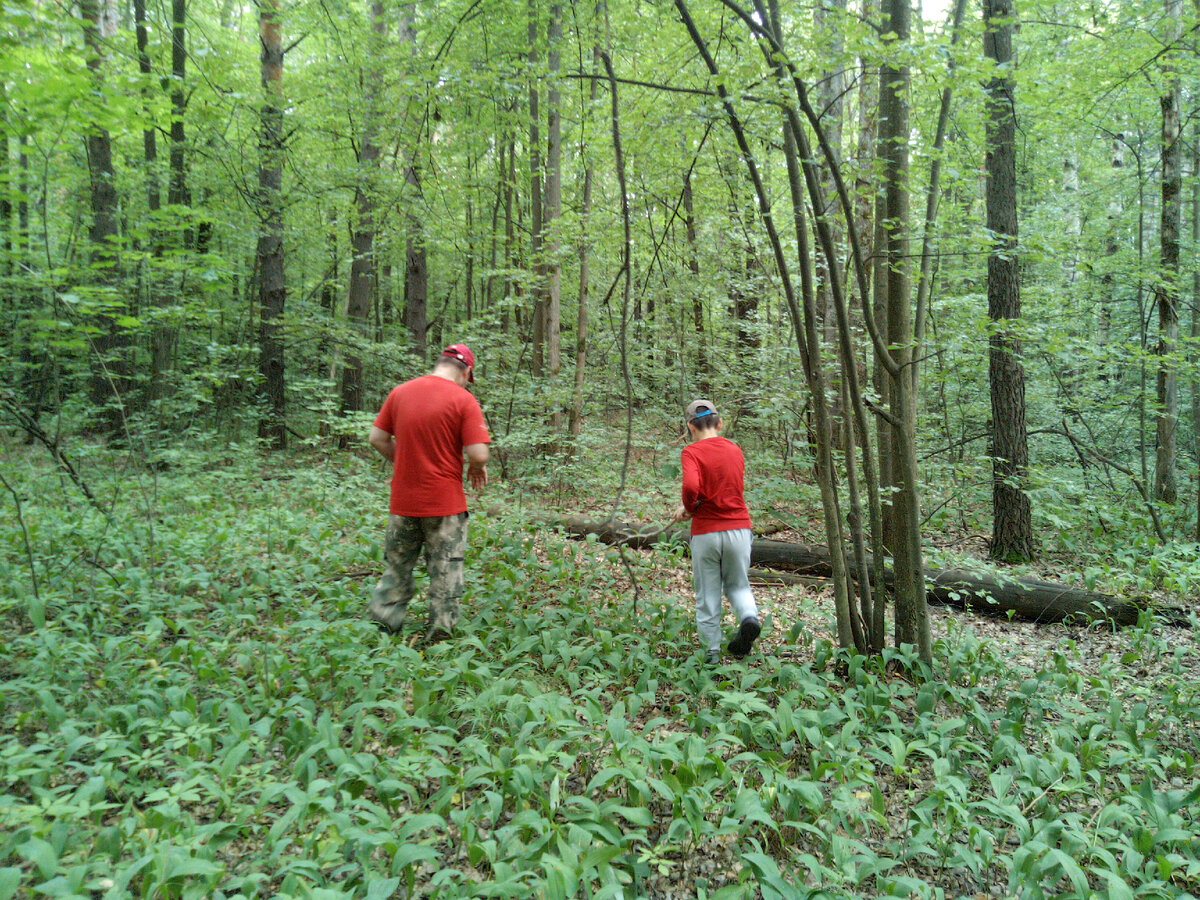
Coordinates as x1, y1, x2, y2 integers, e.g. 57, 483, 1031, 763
2, 443, 1198, 897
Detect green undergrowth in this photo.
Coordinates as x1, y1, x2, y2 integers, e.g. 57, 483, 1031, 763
1, 443, 1198, 899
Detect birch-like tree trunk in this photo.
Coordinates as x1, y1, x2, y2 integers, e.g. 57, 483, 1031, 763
81, 0, 124, 429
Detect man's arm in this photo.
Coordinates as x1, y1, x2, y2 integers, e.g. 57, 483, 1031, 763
465, 442, 489, 489
369, 425, 395, 462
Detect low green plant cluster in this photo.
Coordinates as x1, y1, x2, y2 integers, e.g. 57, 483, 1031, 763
1, 441, 1198, 899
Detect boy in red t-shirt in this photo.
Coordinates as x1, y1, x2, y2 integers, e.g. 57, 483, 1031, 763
367, 344, 491, 644
673, 399, 760, 665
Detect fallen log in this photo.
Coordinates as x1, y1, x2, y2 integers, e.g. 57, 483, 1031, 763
558, 516, 1178, 627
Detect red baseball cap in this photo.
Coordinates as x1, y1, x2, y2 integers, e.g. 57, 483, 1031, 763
441, 343, 476, 381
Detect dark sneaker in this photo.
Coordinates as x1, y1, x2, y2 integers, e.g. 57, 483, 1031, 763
727, 616, 760, 658
421, 626, 452, 647
376, 621, 399, 636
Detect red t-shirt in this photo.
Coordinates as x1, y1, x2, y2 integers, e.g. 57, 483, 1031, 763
681, 436, 752, 536
374, 374, 491, 516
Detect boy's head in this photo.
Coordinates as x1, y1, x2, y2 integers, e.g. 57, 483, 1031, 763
685, 398, 721, 436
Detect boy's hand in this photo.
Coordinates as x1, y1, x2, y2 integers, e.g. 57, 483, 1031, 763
672, 504, 691, 523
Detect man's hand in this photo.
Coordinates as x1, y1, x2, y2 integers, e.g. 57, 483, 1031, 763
672, 504, 691, 523
468, 462, 488, 489
465, 442, 489, 490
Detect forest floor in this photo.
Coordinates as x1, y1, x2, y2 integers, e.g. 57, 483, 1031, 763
2, 442, 1198, 899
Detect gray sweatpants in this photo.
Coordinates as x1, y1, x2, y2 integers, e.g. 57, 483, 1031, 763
690, 528, 757, 652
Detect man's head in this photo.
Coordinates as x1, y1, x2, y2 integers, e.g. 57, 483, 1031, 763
685, 398, 721, 436
434, 343, 476, 386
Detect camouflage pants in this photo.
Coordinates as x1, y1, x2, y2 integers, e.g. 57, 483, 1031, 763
369, 512, 468, 634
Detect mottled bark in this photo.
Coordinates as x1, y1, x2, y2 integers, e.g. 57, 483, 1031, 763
1153, 0, 1181, 504
81, 0, 125, 429
984, 0, 1034, 560
880, 0, 929, 656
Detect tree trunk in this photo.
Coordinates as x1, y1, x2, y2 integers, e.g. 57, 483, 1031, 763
557, 518, 1160, 627
570, 4, 603, 438
912, 0, 967, 394
984, 0, 1034, 561
81, 0, 125, 430
814, 0, 846, 347
545, 1, 563, 426
341, 0, 385, 419
1154, 0, 1182, 504
1099, 135, 1123, 349
257, 0, 286, 449
879, 0, 930, 658
134, 0, 160, 218
528, 0, 546, 374
1, 84, 11, 390
168, 0, 189, 212
400, 1, 427, 359
682, 170, 707, 383
1192, 124, 1199, 540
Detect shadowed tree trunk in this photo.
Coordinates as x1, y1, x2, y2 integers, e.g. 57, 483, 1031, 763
341, 0, 385, 421
1, 84, 11, 390
814, 0, 846, 347
1153, 0, 1181, 504
168, 0, 189, 213
1192, 124, 1199, 540
257, 0, 286, 449
984, 0, 1034, 561
528, 0, 546, 374
878, 0, 929, 655
570, 0, 604, 438
545, 0, 563, 426
134, 0, 160, 219
400, 1, 427, 358
682, 170, 707, 383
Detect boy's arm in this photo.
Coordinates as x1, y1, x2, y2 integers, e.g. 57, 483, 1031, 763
680, 451, 703, 513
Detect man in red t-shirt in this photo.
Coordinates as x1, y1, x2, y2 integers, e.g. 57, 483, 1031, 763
368, 344, 491, 643
672, 398, 760, 664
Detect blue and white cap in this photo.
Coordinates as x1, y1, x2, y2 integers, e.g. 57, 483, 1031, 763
685, 398, 718, 425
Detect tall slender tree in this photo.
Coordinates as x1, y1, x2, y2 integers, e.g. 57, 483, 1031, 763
545, 1, 563, 425
81, 0, 124, 429
1153, 0, 1181, 504
257, 0, 286, 448
341, 0, 386, 419
168, 0, 189, 212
